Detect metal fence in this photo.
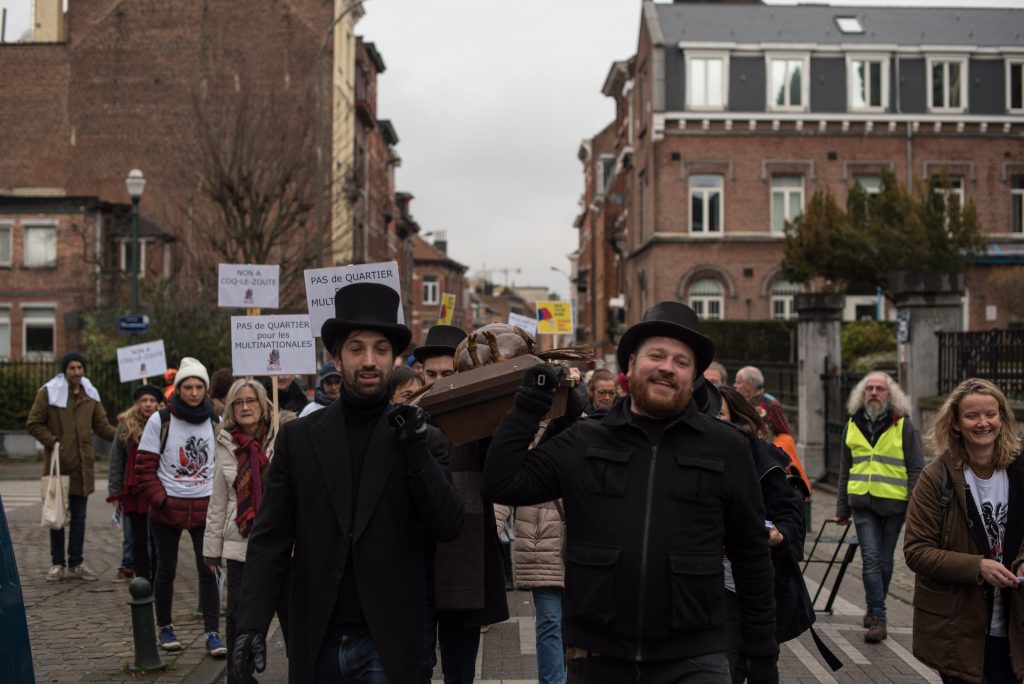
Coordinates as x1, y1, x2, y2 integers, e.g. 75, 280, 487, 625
937, 329, 1024, 400
821, 369, 866, 485
720, 360, 799, 407
0, 360, 134, 431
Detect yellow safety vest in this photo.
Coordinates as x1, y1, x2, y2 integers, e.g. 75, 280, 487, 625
845, 417, 909, 501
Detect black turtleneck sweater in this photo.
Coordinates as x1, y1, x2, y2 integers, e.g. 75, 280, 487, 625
327, 388, 390, 637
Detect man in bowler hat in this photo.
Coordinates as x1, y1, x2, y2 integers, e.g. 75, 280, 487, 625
482, 302, 778, 683
232, 282, 464, 683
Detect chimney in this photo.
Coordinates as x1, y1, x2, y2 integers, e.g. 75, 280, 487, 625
33, 0, 66, 42
433, 230, 448, 254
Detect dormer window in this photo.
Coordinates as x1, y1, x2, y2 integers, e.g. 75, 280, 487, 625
766, 54, 809, 112
686, 52, 728, 110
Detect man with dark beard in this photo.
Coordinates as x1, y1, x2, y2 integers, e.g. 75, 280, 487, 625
835, 371, 922, 645
231, 282, 464, 684
482, 302, 777, 684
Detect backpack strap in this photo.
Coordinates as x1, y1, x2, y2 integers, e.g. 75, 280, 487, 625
938, 463, 955, 551
810, 626, 844, 671
158, 408, 171, 455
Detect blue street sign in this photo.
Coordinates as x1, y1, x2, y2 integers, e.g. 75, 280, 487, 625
117, 315, 150, 334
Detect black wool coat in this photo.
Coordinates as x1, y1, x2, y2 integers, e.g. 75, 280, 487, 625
234, 397, 464, 684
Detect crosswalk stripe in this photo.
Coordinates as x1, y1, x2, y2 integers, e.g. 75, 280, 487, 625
883, 635, 942, 683
816, 624, 871, 665
784, 638, 839, 683
516, 616, 536, 655
802, 576, 861, 616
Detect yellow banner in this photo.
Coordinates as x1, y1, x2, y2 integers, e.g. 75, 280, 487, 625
437, 293, 456, 325
536, 300, 573, 335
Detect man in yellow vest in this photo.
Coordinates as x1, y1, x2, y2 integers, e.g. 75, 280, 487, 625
836, 372, 923, 644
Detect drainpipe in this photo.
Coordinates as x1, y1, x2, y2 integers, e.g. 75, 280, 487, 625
95, 212, 102, 307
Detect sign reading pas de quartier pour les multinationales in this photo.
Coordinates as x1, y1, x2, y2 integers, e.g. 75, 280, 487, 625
230, 315, 317, 377
218, 264, 280, 309
303, 261, 404, 335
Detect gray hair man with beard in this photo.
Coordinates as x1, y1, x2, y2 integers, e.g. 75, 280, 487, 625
835, 371, 923, 645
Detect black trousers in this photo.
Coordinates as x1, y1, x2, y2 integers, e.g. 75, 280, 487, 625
149, 520, 219, 633
566, 652, 731, 684
126, 512, 152, 583
940, 635, 1021, 684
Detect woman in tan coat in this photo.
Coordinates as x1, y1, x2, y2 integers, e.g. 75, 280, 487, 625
904, 378, 1024, 684
203, 378, 277, 682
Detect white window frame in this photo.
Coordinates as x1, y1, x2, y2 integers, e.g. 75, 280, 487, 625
118, 238, 153, 274
932, 175, 965, 213
1007, 59, 1024, 114
688, 279, 724, 320
422, 275, 439, 306
23, 222, 58, 268
689, 174, 724, 235
1011, 176, 1024, 234
0, 222, 11, 267
22, 304, 56, 360
766, 53, 810, 112
686, 51, 729, 111
770, 175, 804, 233
853, 175, 883, 195
846, 54, 890, 112
770, 281, 804, 321
0, 305, 10, 359
926, 55, 968, 113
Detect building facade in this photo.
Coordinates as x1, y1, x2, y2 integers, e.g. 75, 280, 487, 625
578, 1, 1024, 340
410, 232, 469, 346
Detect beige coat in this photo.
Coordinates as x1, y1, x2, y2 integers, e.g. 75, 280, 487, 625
26, 386, 116, 496
495, 501, 565, 589
203, 427, 276, 564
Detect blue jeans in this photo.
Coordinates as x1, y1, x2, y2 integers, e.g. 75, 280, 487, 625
533, 588, 566, 684
852, 508, 905, 620
50, 494, 88, 567
315, 633, 388, 683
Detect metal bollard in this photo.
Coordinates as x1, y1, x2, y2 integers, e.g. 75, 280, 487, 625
127, 577, 166, 672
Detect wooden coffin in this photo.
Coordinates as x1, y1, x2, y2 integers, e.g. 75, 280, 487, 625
417, 354, 569, 446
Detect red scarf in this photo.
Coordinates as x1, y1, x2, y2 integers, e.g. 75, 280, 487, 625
232, 427, 270, 537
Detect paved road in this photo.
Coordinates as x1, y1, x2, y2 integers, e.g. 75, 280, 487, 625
3, 477, 939, 683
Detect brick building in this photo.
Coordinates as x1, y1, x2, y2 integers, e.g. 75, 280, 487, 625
0, 196, 174, 359
576, 0, 1024, 345
410, 232, 468, 346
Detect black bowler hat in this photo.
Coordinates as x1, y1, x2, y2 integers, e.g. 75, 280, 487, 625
692, 376, 722, 417
321, 282, 412, 355
133, 384, 164, 404
413, 325, 468, 363
616, 301, 715, 375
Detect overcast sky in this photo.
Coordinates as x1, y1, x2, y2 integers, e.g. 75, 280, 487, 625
3, 0, 1023, 299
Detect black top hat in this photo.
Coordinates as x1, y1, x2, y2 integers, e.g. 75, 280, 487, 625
616, 301, 715, 375
692, 376, 722, 417
321, 282, 412, 355
413, 325, 468, 363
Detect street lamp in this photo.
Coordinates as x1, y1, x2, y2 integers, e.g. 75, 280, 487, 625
125, 169, 146, 348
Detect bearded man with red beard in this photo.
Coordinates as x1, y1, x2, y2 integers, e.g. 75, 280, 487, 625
483, 301, 778, 684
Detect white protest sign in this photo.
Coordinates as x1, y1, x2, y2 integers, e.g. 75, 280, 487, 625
218, 264, 280, 309
230, 315, 317, 376
117, 340, 168, 383
303, 261, 404, 336
508, 312, 539, 338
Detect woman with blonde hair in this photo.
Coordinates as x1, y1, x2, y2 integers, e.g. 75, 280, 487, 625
107, 384, 164, 583
203, 378, 277, 682
904, 378, 1024, 684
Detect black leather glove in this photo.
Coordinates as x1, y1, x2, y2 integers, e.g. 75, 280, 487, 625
745, 655, 779, 684
514, 364, 561, 415
232, 631, 266, 681
387, 403, 431, 471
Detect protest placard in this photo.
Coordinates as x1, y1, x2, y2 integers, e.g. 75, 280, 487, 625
117, 340, 168, 383
230, 315, 317, 376
304, 261, 404, 335
536, 300, 573, 335
437, 293, 456, 325
508, 312, 539, 338
218, 264, 280, 309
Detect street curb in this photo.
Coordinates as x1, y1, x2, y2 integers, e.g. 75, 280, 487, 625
186, 657, 227, 684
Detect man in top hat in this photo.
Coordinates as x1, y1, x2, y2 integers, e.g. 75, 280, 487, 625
482, 302, 778, 683
232, 282, 465, 684
414, 325, 467, 384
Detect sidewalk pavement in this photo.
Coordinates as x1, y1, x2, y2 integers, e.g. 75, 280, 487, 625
2, 478, 226, 683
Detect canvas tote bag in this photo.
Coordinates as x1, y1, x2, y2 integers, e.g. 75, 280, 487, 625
40, 443, 70, 530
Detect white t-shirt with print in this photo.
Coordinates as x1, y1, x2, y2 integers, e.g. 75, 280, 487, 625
964, 465, 1010, 637
139, 411, 216, 499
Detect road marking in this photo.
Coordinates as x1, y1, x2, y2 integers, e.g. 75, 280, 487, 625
883, 636, 942, 683
817, 624, 871, 665
0, 482, 41, 514
516, 616, 536, 655
802, 575, 861, 616
784, 638, 839, 683
827, 622, 912, 636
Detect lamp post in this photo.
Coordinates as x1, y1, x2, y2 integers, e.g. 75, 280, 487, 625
315, 0, 367, 268
125, 169, 146, 348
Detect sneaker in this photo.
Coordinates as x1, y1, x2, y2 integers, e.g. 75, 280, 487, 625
206, 632, 227, 657
113, 567, 135, 583
865, 617, 888, 643
66, 564, 98, 581
159, 625, 182, 651
46, 565, 65, 582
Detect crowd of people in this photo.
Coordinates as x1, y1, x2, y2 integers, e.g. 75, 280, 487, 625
24, 281, 1024, 684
